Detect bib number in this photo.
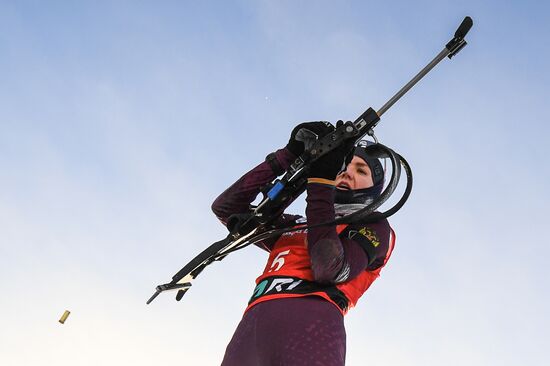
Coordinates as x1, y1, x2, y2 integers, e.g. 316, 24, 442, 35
268, 250, 290, 272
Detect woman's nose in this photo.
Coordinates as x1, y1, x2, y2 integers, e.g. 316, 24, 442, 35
339, 169, 353, 180
344, 166, 354, 177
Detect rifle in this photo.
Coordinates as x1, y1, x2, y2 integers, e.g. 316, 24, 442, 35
147, 16, 473, 305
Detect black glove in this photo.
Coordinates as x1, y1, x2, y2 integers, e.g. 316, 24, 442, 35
308, 120, 356, 180
286, 121, 334, 157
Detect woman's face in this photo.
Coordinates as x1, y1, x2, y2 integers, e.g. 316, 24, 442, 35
334, 156, 374, 191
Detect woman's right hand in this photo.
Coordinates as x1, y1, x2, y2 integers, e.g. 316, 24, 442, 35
285, 121, 335, 157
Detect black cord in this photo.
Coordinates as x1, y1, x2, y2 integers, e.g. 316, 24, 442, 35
217, 148, 412, 258
163, 145, 412, 293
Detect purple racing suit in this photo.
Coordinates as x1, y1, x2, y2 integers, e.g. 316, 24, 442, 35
212, 148, 393, 366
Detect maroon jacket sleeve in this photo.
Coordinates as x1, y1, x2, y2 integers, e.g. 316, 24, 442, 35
306, 183, 391, 284
211, 148, 298, 251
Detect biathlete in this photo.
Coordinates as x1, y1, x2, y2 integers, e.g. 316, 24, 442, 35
212, 121, 396, 366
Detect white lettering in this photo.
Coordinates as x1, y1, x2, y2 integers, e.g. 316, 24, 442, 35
266, 278, 294, 293
268, 250, 290, 272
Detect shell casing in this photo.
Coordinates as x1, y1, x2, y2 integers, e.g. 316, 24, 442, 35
59, 310, 70, 324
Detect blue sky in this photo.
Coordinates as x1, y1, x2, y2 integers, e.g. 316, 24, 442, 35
1, 1, 549, 365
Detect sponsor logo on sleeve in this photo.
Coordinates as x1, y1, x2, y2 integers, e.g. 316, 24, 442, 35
349, 227, 380, 247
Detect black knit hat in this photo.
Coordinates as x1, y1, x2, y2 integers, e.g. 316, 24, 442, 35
352, 146, 384, 186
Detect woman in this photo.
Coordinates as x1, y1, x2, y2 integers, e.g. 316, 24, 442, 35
212, 121, 395, 366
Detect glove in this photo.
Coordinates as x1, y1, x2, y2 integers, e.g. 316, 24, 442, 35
308, 120, 356, 180
286, 121, 335, 157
